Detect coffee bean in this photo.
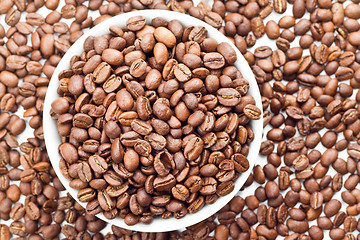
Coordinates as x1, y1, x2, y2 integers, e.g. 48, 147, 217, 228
310, 192, 323, 209
348, 143, 360, 160
59, 143, 78, 164
0, 71, 18, 88
286, 106, 304, 120
291, 152, 307, 169
25, 202, 40, 220
171, 184, 190, 201
77, 162, 92, 183
265, 181, 280, 199
153, 174, 176, 192
265, 21, 280, 40
88, 155, 108, 174
324, 199, 341, 217
203, 52, 225, 69
274, 0, 287, 13
243, 104, 261, 120
9, 221, 26, 237
217, 88, 241, 107
250, 17, 264, 38
336, 67, 354, 81
5, 8, 21, 27
154, 27, 177, 48
330, 228, 346, 240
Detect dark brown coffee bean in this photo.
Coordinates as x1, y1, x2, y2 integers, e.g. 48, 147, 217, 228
217, 42, 237, 65
131, 119, 153, 135
255, 46, 273, 59
265, 181, 280, 199
154, 151, 175, 176
123, 149, 139, 172
335, 67, 354, 81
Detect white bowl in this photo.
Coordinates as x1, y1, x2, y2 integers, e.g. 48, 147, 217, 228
43, 10, 263, 232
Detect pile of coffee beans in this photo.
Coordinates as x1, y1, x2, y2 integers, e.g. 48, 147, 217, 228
1, 0, 360, 238
50, 15, 258, 225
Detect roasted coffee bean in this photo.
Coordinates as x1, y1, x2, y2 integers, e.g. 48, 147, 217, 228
88, 155, 108, 174
77, 162, 92, 183
310, 192, 323, 209
172, 184, 190, 201
244, 104, 261, 120
217, 88, 241, 107
203, 52, 225, 69
274, 0, 287, 13
216, 181, 234, 197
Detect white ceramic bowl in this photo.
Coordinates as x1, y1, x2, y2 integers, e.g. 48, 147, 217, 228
43, 10, 263, 232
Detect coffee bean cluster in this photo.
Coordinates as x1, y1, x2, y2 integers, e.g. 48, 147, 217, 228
1, 0, 360, 238
50, 15, 258, 225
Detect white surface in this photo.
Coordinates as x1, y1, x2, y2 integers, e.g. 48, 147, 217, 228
42, 10, 263, 232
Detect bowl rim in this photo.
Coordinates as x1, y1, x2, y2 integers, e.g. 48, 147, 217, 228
43, 9, 263, 232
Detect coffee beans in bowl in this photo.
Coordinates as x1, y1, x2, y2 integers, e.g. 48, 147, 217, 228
43, 10, 262, 232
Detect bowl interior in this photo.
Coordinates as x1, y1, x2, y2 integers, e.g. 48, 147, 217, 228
43, 9, 263, 232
